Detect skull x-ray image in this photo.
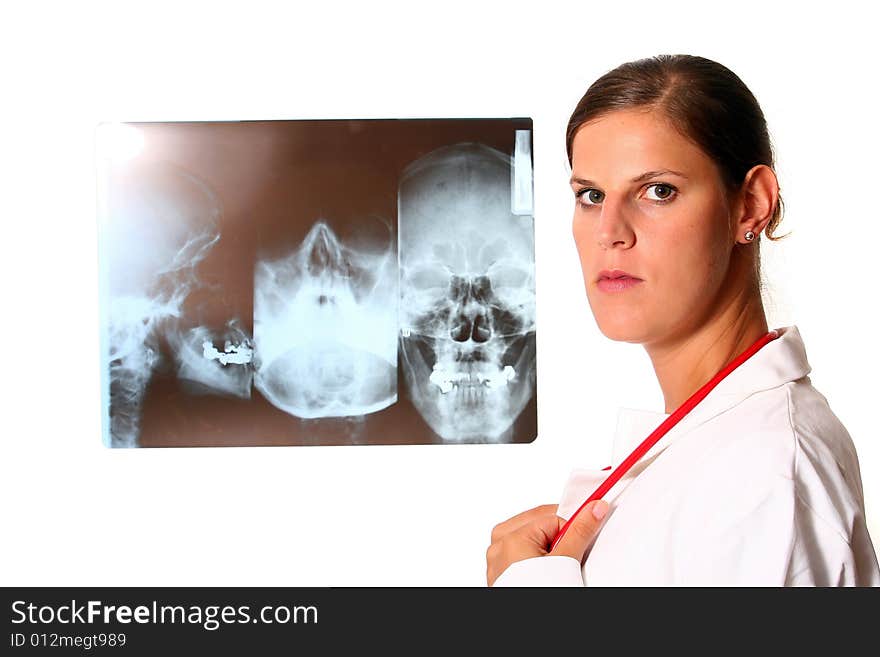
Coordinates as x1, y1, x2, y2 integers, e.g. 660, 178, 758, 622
398, 144, 536, 442
96, 118, 536, 446
253, 219, 398, 419
100, 158, 231, 447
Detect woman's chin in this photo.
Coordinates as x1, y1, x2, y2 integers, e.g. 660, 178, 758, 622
595, 316, 650, 344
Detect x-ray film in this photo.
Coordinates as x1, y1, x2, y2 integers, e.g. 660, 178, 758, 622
96, 119, 536, 446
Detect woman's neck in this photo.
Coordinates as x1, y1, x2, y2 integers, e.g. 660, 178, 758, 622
644, 289, 768, 415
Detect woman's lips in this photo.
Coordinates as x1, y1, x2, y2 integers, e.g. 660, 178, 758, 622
596, 272, 643, 293
598, 277, 642, 292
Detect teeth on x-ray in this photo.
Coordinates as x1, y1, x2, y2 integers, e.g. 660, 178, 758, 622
429, 363, 516, 393
104, 162, 224, 447
398, 142, 537, 443
169, 319, 254, 398
202, 340, 253, 366
253, 220, 398, 419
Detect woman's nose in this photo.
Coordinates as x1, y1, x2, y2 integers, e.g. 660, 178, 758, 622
596, 196, 635, 250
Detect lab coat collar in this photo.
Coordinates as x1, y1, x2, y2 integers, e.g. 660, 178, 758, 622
610, 325, 811, 465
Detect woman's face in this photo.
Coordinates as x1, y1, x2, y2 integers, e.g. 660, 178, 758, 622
570, 108, 738, 345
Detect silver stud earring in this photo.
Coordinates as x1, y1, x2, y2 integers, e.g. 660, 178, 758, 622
744, 230, 756, 242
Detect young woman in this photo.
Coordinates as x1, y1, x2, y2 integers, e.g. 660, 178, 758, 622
486, 54, 880, 586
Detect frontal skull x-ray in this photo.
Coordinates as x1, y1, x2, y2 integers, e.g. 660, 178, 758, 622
398, 143, 537, 442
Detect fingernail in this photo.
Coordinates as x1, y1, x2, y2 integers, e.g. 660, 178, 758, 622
592, 500, 609, 521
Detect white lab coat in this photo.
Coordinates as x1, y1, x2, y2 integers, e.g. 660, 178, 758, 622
494, 326, 880, 586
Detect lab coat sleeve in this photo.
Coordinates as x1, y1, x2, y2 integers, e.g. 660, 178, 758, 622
785, 487, 880, 586
671, 473, 797, 586
492, 555, 585, 587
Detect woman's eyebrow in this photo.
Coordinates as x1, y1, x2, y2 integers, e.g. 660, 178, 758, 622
631, 169, 688, 183
569, 169, 688, 187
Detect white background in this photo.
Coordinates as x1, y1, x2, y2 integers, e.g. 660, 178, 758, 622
1, 0, 877, 586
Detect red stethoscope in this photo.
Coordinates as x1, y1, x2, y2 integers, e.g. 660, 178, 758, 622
549, 328, 781, 552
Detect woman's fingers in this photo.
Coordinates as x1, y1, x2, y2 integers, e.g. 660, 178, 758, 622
549, 500, 609, 561
486, 513, 568, 586
486, 501, 612, 585
490, 504, 558, 543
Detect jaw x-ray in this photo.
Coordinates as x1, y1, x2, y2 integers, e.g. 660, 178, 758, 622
96, 118, 537, 447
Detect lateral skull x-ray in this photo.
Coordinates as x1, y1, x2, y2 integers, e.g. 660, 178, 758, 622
97, 119, 536, 446
103, 160, 235, 447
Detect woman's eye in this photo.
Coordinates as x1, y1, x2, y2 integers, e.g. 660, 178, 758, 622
576, 188, 604, 206
645, 183, 676, 202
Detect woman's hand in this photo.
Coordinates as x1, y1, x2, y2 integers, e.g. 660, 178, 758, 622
486, 500, 609, 586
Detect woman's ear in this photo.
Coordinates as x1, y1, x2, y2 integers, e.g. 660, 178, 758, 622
734, 164, 779, 241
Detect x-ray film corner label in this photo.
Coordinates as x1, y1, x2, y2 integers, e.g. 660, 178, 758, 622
512, 130, 533, 216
